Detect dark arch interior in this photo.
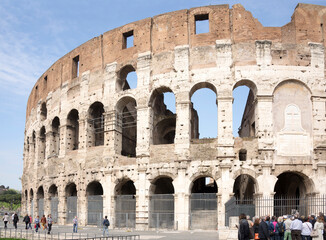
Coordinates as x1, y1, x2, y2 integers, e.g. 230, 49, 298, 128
30, 189, 34, 200
274, 172, 307, 198
116, 180, 136, 195
152, 177, 174, 194
67, 109, 79, 150
37, 187, 44, 199
49, 185, 58, 197
86, 181, 104, 196
66, 183, 77, 197
88, 102, 105, 146
25, 190, 28, 200
233, 174, 255, 200
40, 102, 47, 120
191, 177, 217, 193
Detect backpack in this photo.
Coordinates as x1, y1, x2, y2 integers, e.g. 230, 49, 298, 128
277, 222, 284, 234
104, 219, 110, 227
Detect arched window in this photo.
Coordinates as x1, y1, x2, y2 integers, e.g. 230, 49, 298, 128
40, 102, 47, 121
39, 126, 46, 160
88, 102, 105, 147
67, 109, 79, 151
118, 65, 137, 91
51, 117, 60, 156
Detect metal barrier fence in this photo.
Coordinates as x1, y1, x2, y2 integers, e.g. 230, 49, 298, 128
0, 229, 140, 240
149, 194, 174, 229
87, 195, 103, 226
225, 195, 326, 226
51, 197, 59, 223
115, 195, 136, 228
67, 196, 77, 224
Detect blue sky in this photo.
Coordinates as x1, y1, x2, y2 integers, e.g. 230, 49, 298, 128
0, 0, 325, 190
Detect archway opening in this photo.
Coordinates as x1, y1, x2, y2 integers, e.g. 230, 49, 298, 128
51, 117, 60, 156
24, 190, 28, 214
274, 172, 309, 216
149, 177, 174, 229
39, 126, 46, 161
86, 181, 103, 225
233, 83, 256, 137
37, 186, 44, 217
40, 102, 47, 121
117, 97, 137, 157
190, 83, 217, 139
118, 65, 137, 91
49, 185, 58, 223
150, 87, 176, 145
67, 109, 79, 151
88, 102, 105, 147
65, 183, 77, 223
115, 180, 136, 228
190, 176, 217, 230
233, 174, 255, 201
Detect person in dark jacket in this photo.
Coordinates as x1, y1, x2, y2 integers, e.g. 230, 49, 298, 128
259, 216, 270, 240
253, 218, 260, 240
23, 214, 30, 229
13, 213, 19, 229
238, 213, 250, 240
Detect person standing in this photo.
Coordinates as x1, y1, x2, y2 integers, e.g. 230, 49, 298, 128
275, 217, 285, 240
284, 215, 292, 240
259, 216, 270, 240
301, 217, 312, 240
34, 216, 40, 233
73, 216, 78, 233
13, 213, 19, 229
314, 216, 324, 240
102, 216, 110, 237
28, 215, 32, 229
40, 215, 47, 230
23, 214, 30, 229
47, 214, 53, 235
3, 213, 9, 229
290, 215, 302, 240
253, 218, 260, 240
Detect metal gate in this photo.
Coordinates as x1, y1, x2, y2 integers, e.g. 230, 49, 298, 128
115, 195, 136, 228
51, 197, 59, 223
190, 193, 217, 230
31, 200, 34, 219
38, 199, 44, 217
67, 196, 77, 223
149, 194, 174, 229
87, 195, 103, 225
225, 197, 255, 227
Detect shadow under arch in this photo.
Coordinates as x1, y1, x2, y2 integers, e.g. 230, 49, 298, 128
86, 181, 103, 225
65, 182, 77, 224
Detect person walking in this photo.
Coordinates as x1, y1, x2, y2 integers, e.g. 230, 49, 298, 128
290, 215, 303, 240
73, 216, 78, 233
102, 216, 110, 237
314, 216, 324, 240
34, 216, 40, 233
47, 214, 53, 235
13, 213, 19, 229
301, 217, 313, 240
28, 215, 32, 229
284, 215, 292, 240
259, 216, 270, 240
3, 213, 9, 229
23, 214, 30, 229
40, 215, 47, 230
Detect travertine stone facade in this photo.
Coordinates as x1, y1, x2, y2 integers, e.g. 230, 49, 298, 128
22, 3, 326, 231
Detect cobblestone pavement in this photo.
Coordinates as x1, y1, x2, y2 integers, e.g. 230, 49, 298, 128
0, 222, 219, 240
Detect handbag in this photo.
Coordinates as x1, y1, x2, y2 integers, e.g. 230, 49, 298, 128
310, 229, 319, 238
254, 233, 259, 240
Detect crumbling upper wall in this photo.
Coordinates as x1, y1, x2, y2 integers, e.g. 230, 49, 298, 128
26, 3, 326, 119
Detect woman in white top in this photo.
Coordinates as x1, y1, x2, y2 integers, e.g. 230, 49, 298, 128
3, 213, 9, 229
314, 216, 324, 240
301, 217, 313, 240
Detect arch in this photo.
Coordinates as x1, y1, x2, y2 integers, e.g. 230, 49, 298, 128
150, 176, 174, 195
116, 96, 137, 157
190, 82, 217, 139
88, 102, 105, 147
65, 182, 77, 223
233, 174, 257, 200
37, 186, 45, 217
30, 188, 34, 199
273, 79, 312, 95
67, 109, 79, 151
65, 182, 77, 197
51, 117, 60, 155
40, 102, 47, 121
117, 65, 137, 91
233, 80, 257, 138
37, 186, 44, 199
189, 82, 217, 98
86, 181, 103, 196
190, 176, 218, 194
24, 189, 28, 201
149, 87, 176, 145
39, 126, 46, 160
115, 179, 136, 195
48, 184, 58, 197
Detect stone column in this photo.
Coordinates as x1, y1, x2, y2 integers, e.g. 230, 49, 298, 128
28, 135, 35, 169
136, 106, 151, 156
217, 96, 234, 158
59, 123, 67, 157
78, 189, 87, 226
174, 163, 190, 230
78, 112, 87, 151
217, 163, 233, 227
311, 96, 326, 146
135, 162, 149, 230
256, 95, 274, 151
57, 186, 66, 225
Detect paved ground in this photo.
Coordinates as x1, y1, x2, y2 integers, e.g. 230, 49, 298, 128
0, 222, 219, 240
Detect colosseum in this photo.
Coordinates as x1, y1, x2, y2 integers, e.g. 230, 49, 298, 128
22, 3, 326, 233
